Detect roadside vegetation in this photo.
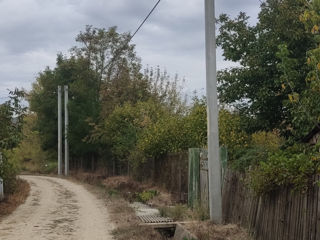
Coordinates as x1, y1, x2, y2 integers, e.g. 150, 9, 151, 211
2, 0, 320, 231
0, 90, 30, 216
74, 172, 251, 240
215, 0, 320, 195
0, 179, 30, 219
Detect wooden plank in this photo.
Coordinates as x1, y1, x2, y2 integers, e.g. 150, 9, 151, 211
316, 175, 320, 240
303, 191, 308, 240
188, 148, 200, 208
140, 222, 176, 229
222, 170, 320, 240
313, 175, 319, 240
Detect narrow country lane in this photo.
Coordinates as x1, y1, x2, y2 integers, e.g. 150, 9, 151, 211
0, 176, 114, 240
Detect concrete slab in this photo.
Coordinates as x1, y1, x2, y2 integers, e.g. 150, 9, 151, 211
130, 202, 160, 216
173, 223, 198, 240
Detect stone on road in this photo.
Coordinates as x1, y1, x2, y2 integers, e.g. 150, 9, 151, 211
0, 175, 114, 240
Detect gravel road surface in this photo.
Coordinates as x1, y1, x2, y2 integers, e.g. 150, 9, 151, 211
0, 175, 113, 240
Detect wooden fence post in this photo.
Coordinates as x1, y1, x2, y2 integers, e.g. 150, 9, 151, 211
0, 178, 3, 201
220, 146, 228, 187
188, 148, 200, 208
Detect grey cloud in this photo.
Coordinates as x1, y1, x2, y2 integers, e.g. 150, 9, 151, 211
0, 0, 260, 100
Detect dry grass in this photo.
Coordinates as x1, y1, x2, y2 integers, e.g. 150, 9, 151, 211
71, 170, 106, 185
73, 173, 252, 240
102, 176, 174, 205
71, 173, 164, 240
0, 178, 30, 219
184, 221, 252, 240
107, 196, 164, 240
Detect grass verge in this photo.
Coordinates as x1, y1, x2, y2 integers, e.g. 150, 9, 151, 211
0, 178, 30, 219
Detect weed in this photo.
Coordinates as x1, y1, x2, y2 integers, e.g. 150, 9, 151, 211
159, 204, 188, 221
192, 202, 209, 221
108, 189, 119, 197
136, 189, 158, 203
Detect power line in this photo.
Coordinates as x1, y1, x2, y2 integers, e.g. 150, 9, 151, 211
106, 0, 162, 71
130, 0, 162, 41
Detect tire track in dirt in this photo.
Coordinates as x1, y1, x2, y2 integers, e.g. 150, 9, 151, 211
0, 176, 113, 240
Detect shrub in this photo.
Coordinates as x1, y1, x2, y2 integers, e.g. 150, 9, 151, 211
136, 189, 158, 203
0, 152, 19, 194
232, 130, 284, 171
251, 130, 284, 152
9, 114, 54, 173
219, 109, 249, 156
248, 144, 320, 195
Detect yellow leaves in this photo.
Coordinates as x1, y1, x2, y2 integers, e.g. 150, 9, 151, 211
288, 93, 299, 103
307, 57, 311, 65
219, 109, 248, 150
311, 25, 319, 34
281, 83, 286, 90
288, 94, 293, 102
317, 62, 320, 70
251, 130, 283, 152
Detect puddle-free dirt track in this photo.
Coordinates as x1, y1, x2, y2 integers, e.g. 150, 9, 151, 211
0, 175, 113, 240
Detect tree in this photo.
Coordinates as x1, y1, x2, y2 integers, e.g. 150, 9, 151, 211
9, 113, 53, 173
0, 89, 26, 193
0, 89, 26, 150
282, 0, 320, 138
71, 26, 148, 118
217, 0, 313, 133
29, 55, 100, 169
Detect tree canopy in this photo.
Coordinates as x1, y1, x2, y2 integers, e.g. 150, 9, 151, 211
217, 0, 314, 133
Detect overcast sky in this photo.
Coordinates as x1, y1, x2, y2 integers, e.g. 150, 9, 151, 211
0, 0, 261, 101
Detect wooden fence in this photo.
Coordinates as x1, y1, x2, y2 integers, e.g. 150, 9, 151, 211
145, 149, 320, 240
153, 152, 189, 203
222, 169, 320, 240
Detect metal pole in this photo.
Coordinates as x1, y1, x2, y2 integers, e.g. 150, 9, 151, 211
205, 0, 222, 223
64, 85, 69, 176
58, 86, 62, 175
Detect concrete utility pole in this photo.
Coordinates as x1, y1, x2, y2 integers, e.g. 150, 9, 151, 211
204, 0, 222, 223
64, 85, 69, 176
58, 86, 62, 175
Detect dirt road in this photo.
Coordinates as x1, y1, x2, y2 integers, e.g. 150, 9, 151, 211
0, 175, 114, 240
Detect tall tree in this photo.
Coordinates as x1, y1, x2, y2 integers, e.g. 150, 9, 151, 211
71, 26, 149, 117
217, 0, 313, 133
29, 55, 100, 168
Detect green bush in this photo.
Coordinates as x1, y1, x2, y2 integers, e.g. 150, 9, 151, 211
0, 152, 19, 194
248, 144, 320, 195
133, 99, 207, 164
136, 189, 158, 203
231, 131, 284, 171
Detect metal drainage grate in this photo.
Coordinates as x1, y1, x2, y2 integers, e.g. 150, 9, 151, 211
139, 215, 173, 224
